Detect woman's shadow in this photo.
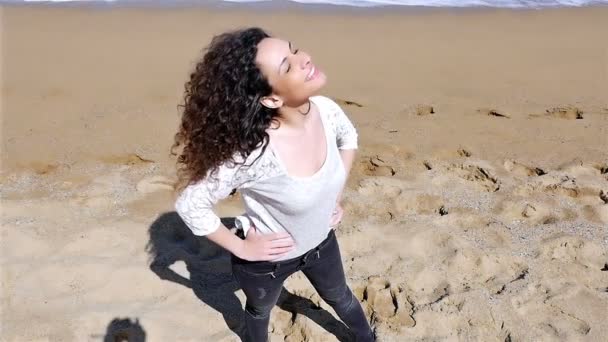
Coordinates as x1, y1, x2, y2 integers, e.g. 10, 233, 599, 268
146, 212, 353, 341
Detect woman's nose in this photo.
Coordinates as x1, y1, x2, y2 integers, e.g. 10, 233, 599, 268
299, 53, 311, 69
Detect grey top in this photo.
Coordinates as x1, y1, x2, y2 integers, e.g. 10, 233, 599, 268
174, 95, 358, 260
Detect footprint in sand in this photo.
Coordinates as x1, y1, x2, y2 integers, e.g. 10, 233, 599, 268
593, 163, 608, 175
543, 176, 581, 198
352, 178, 447, 220
538, 234, 608, 271
545, 106, 584, 119
600, 190, 608, 204
100, 153, 155, 166
414, 104, 435, 116
477, 108, 510, 118
445, 162, 501, 192
360, 155, 396, 177
429, 148, 474, 161
583, 203, 608, 224
544, 181, 580, 198
556, 159, 606, 178
499, 201, 555, 224
402, 104, 435, 116
515, 174, 580, 198
508, 235, 608, 340
354, 276, 415, 331
24, 161, 61, 175
400, 230, 527, 303
433, 207, 495, 233
530, 106, 584, 119
331, 97, 363, 108
511, 282, 591, 340
356, 177, 404, 198
422, 160, 434, 170
393, 193, 445, 216
514, 168, 606, 218
136, 175, 175, 194
504, 159, 546, 177
552, 162, 608, 203
355, 146, 413, 178
345, 177, 407, 222
495, 200, 577, 225
457, 148, 472, 158
521, 203, 561, 224
69, 173, 122, 209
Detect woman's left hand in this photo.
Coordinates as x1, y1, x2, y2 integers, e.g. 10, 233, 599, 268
329, 202, 344, 229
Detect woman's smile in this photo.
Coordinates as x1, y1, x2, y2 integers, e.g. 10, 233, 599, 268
305, 64, 321, 82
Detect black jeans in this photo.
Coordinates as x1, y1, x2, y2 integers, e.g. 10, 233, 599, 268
231, 229, 374, 342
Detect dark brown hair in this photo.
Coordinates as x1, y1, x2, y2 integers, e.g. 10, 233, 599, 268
171, 27, 279, 193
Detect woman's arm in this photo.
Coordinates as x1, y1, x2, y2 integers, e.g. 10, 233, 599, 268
204, 223, 247, 256
175, 158, 294, 261
337, 148, 356, 203
205, 223, 294, 261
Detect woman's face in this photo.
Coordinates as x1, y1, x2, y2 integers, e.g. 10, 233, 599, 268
255, 37, 326, 107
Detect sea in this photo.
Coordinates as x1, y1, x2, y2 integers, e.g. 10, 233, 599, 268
2, 0, 607, 8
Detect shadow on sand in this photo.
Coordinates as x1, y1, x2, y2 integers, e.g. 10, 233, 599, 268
145, 212, 353, 341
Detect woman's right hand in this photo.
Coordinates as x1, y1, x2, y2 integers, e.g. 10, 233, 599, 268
236, 226, 296, 261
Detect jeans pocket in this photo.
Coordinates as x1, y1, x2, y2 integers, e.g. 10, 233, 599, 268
318, 229, 337, 251
233, 262, 280, 279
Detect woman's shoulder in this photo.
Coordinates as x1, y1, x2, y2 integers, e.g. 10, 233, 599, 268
310, 95, 341, 111
229, 143, 282, 184
310, 95, 349, 120
310, 95, 346, 132
183, 143, 280, 194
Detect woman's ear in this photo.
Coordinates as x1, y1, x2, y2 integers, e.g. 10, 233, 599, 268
260, 95, 283, 109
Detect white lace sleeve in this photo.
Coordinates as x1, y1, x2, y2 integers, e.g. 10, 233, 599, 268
315, 96, 358, 150
174, 160, 253, 236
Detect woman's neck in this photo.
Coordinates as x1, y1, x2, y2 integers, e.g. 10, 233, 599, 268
273, 100, 314, 130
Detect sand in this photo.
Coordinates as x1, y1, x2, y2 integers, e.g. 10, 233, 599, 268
1, 3, 607, 341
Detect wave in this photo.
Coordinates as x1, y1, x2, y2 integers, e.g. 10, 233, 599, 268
10, 0, 608, 8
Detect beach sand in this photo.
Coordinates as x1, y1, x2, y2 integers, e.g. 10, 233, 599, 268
1, 4, 607, 341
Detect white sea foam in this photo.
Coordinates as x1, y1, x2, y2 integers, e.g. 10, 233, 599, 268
9, 0, 608, 8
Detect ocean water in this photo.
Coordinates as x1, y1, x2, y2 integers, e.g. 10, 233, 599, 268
6, 0, 608, 7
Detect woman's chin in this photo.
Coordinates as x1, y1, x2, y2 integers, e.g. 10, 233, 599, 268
309, 76, 328, 94
316, 72, 327, 86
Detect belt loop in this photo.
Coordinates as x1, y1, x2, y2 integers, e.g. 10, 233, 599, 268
271, 263, 281, 279
315, 247, 321, 259
300, 252, 310, 267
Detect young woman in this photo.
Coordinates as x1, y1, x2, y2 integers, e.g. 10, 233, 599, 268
172, 27, 375, 342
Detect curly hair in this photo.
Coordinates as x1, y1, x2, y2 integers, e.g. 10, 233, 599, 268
171, 27, 279, 194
